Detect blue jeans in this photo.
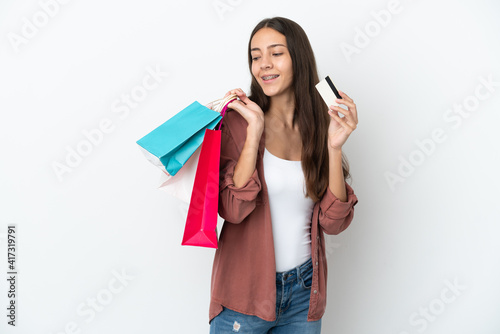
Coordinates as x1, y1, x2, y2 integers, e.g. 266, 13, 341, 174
210, 258, 321, 333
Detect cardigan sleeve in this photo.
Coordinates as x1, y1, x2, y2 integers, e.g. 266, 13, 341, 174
318, 181, 358, 235
218, 118, 262, 224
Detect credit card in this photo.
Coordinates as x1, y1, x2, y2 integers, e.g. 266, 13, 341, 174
315, 76, 344, 117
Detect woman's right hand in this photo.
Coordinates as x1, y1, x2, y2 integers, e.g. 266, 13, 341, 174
223, 88, 263, 188
224, 88, 264, 139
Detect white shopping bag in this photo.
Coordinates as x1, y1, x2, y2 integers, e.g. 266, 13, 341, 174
158, 145, 201, 204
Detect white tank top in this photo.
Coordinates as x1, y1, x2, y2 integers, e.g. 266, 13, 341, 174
263, 147, 315, 272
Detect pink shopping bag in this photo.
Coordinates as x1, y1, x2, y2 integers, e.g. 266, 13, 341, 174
181, 95, 236, 248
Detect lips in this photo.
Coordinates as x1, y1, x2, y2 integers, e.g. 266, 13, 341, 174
262, 74, 279, 81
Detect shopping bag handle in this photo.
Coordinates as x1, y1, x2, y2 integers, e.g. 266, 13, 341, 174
217, 97, 237, 130
206, 93, 237, 113
206, 93, 238, 130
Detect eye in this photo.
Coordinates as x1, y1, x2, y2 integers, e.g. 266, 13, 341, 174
252, 56, 260, 61
273, 53, 283, 56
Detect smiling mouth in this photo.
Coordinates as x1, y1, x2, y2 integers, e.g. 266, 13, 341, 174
262, 75, 279, 81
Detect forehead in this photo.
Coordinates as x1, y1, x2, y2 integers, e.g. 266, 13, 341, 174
250, 27, 287, 49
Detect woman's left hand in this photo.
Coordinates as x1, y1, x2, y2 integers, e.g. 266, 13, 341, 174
327, 90, 358, 150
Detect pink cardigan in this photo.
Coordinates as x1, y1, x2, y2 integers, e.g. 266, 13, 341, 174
209, 109, 358, 323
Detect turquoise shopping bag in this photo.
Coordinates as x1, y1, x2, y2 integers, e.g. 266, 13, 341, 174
136, 101, 222, 176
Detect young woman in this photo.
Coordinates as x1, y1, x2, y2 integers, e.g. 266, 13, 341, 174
209, 17, 359, 333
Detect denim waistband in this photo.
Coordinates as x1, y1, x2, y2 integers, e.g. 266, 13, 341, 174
276, 258, 313, 284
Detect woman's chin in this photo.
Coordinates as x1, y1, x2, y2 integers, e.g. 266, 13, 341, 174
262, 88, 279, 97
260, 85, 293, 99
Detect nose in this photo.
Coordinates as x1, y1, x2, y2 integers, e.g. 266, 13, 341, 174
260, 55, 272, 70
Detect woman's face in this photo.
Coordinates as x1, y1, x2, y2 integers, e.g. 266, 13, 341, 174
250, 27, 294, 99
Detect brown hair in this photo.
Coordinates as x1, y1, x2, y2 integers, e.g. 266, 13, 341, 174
247, 17, 350, 202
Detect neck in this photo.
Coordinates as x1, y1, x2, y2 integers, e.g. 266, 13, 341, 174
267, 90, 296, 129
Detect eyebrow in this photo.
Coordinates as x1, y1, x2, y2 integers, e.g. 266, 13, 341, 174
250, 43, 286, 52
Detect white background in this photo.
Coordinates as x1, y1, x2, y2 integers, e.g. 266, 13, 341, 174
1, 0, 499, 333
